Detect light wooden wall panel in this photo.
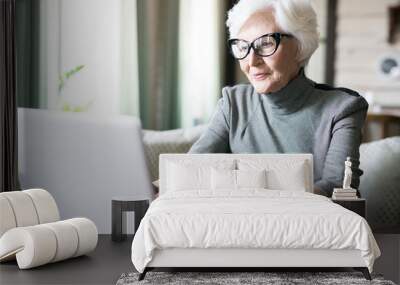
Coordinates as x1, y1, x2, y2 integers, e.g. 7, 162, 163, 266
338, 0, 397, 17
336, 0, 400, 107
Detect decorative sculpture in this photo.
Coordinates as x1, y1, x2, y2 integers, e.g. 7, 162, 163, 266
332, 157, 358, 199
342, 157, 353, 190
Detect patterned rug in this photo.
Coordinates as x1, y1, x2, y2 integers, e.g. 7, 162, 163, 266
116, 271, 396, 285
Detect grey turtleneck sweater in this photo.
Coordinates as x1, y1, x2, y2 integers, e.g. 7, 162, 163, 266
189, 71, 368, 196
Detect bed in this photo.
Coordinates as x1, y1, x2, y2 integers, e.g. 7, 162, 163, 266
131, 154, 380, 280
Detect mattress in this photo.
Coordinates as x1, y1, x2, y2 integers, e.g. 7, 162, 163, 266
131, 190, 380, 273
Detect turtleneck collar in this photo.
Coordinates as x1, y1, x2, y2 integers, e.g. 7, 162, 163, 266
260, 69, 312, 115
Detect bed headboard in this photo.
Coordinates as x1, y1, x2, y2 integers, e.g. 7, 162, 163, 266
159, 153, 313, 194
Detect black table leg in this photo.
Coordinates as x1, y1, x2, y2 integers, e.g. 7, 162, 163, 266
112, 200, 123, 241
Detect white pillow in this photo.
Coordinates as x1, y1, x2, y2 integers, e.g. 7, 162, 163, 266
236, 169, 267, 188
211, 168, 268, 190
237, 159, 309, 191
211, 168, 236, 189
166, 160, 235, 192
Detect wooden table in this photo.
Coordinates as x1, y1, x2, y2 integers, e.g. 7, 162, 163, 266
366, 108, 400, 140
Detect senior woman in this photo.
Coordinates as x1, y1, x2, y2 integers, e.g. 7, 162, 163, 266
188, 0, 368, 197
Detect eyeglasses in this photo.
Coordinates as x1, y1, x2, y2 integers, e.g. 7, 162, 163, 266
228, 32, 293, 60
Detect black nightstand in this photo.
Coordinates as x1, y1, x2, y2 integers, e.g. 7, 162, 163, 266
331, 198, 366, 218
111, 197, 149, 242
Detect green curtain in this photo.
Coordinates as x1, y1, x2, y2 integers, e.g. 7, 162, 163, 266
15, 0, 43, 108
137, 0, 180, 130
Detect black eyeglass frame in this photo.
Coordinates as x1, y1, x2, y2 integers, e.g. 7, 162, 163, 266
228, 32, 293, 60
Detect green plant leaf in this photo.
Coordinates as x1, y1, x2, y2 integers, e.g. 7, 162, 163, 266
58, 64, 85, 92
75, 65, 84, 72
62, 103, 71, 112
58, 76, 65, 92
73, 106, 83, 112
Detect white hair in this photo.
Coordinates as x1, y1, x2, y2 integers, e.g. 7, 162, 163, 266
226, 0, 319, 67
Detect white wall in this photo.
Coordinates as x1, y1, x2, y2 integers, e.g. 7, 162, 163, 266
39, 0, 139, 115
306, 0, 327, 84
58, 0, 120, 113
178, 0, 226, 127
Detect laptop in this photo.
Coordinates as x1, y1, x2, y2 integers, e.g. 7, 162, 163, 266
18, 108, 154, 234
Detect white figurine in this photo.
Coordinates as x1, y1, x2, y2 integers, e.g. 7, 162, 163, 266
342, 157, 353, 190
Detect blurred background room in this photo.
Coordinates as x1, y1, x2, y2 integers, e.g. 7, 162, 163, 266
1, 0, 399, 283
14, 0, 400, 139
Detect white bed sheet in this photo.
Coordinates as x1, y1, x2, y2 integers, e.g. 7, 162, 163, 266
131, 190, 380, 273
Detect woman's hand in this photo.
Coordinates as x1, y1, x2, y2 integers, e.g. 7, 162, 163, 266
313, 187, 328, 197
152, 180, 159, 199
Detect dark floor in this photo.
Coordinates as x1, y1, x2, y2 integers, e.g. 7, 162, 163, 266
0, 235, 360, 285
0, 235, 134, 285
1, 234, 397, 285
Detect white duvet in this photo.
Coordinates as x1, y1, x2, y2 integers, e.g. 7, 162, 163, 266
131, 190, 380, 273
